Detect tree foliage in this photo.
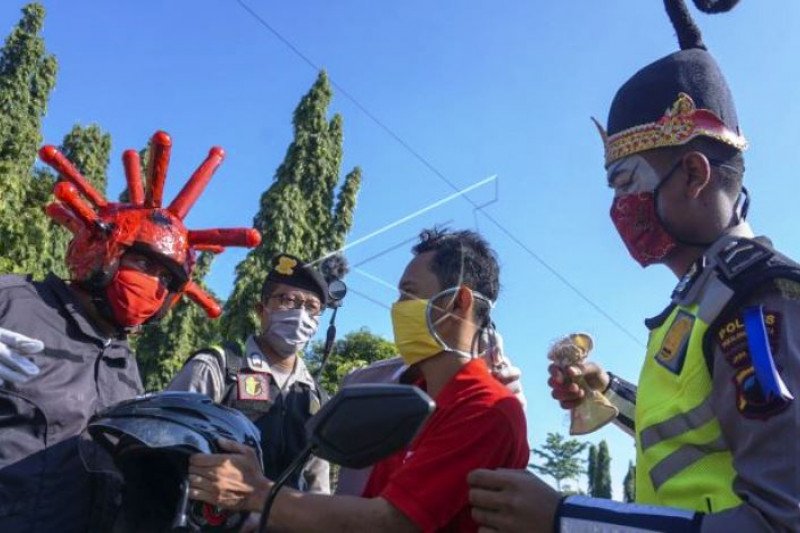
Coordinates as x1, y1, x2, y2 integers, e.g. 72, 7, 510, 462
594, 440, 612, 499
623, 460, 636, 503
222, 70, 362, 342
306, 327, 396, 395
0, 2, 57, 276
586, 444, 597, 496
530, 432, 587, 491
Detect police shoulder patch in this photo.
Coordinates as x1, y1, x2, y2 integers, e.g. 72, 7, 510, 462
655, 310, 694, 375
716, 309, 791, 419
237, 373, 270, 402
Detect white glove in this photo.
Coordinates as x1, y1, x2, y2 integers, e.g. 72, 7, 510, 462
0, 327, 43, 386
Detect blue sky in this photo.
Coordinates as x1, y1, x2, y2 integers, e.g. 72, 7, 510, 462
5, 1, 799, 496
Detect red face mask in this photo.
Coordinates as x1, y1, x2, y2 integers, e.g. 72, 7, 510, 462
105, 267, 169, 327
610, 192, 678, 267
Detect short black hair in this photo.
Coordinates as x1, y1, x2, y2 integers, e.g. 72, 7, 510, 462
412, 227, 500, 325
671, 137, 744, 197
260, 279, 278, 303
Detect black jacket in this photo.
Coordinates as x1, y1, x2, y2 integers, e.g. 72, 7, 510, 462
0, 274, 142, 533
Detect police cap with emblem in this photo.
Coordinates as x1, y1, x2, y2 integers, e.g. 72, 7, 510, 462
263, 253, 329, 307
595, 0, 747, 168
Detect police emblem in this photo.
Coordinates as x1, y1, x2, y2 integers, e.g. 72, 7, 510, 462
237, 373, 270, 401
275, 256, 297, 276
717, 309, 791, 419
655, 310, 694, 374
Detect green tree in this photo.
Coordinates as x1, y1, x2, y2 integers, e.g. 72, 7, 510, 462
586, 444, 597, 496
306, 327, 397, 395
594, 440, 612, 499
134, 252, 221, 391
530, 432, 588, 491
222, 70, 362, 342
623, 461, 636, 503
0, 3, 57, 275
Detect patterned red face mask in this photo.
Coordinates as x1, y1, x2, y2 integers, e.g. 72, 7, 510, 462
609, 192, 678, 267
105, 267, 169, 327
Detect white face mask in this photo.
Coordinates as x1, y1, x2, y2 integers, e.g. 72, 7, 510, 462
262, 308, 320, 358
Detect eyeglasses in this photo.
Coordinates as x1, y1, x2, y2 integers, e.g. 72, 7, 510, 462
268, 293, 323, 316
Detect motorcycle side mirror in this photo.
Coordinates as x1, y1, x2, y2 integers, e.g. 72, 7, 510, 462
307, 384, 435, 468
328, 279, 347, 303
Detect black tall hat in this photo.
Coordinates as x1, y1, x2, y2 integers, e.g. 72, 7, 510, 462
597, 0, 747, 167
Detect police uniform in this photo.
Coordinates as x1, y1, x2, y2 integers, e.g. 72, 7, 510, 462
168, 336, 329, 493
556, 2, 800, 531
168, 253, 330, 494
0, 274, 142, 533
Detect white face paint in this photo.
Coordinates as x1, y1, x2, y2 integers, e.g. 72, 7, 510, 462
606, 154, 662, 197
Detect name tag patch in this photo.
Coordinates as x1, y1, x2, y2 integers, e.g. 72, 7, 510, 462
655, 311, 694, 375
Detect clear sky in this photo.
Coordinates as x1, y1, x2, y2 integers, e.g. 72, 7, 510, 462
4, 1, 799, 497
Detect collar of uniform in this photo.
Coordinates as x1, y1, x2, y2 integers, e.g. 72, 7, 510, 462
243, 335, 315, 386
44, 273, 123, 344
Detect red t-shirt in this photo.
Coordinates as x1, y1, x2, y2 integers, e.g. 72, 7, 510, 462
362, 358, 529, 533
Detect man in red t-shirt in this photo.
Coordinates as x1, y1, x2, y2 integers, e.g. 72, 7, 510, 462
187, 228, 529, 533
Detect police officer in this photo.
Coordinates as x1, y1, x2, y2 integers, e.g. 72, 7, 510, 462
468, 1, 800, 531
169, 253, 330, 495
0, 132, 260, 532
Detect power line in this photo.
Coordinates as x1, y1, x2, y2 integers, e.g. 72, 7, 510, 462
234, 0, 645, 348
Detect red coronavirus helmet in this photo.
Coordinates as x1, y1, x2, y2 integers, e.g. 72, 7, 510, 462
39, 130, 262, 320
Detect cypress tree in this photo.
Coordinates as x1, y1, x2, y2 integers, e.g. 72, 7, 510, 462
0, 3, 57, 275
595, 440, 613, 499
586, 444, 597, 496
623, 461, 636, 503
223, 70, 361, 341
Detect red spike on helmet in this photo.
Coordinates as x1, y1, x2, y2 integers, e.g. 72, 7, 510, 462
38, 131, 262, 320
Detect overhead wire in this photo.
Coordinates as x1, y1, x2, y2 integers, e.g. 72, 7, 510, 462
234, 0, 645, 348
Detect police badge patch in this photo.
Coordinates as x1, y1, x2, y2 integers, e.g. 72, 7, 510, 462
237, 373, 270, 402
717, 309, 791, 419
655, 310, 695, 375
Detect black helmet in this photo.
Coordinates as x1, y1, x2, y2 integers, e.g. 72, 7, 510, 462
82, 392, 263, 532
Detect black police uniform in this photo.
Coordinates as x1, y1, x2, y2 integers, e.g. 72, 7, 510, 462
0, 274, 142, 533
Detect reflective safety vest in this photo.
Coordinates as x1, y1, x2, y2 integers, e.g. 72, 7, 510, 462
635, 302, 741, 513
634, 236, 800, 513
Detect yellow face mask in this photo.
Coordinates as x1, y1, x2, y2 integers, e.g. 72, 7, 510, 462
391, 287, 493, 366
391, 299, 443, 366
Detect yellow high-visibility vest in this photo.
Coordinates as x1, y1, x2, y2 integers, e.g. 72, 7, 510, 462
635, 303, 742, 513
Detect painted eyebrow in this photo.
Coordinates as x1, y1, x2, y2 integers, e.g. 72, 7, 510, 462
607, 160, 639, 187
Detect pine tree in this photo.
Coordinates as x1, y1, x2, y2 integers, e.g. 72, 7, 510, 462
0, 3, 57, 275
222, 70, 362, 342
623, 461, 636, 503
134, 252, 221, 391
530, 432, 587, 491
586, 444, 597, 496
594, 440, 612, 499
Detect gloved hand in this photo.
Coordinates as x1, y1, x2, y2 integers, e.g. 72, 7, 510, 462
0, 327, 43, 386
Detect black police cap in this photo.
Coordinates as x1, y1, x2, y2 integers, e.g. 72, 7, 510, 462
265, 253, 329, 307
606, 1, 742, 139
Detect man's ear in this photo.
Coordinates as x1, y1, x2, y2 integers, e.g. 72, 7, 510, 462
682, 151, 712, 199
255, 301, 265, 316
454, 285, 474, 317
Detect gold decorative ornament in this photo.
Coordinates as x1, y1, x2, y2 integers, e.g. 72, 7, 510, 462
593, 92, 748, 168
548, 332, 618, 435
275, 256, 297, 276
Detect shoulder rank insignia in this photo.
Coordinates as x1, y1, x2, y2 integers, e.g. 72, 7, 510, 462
716, 239, 771, 280
655, 310, 694, 375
